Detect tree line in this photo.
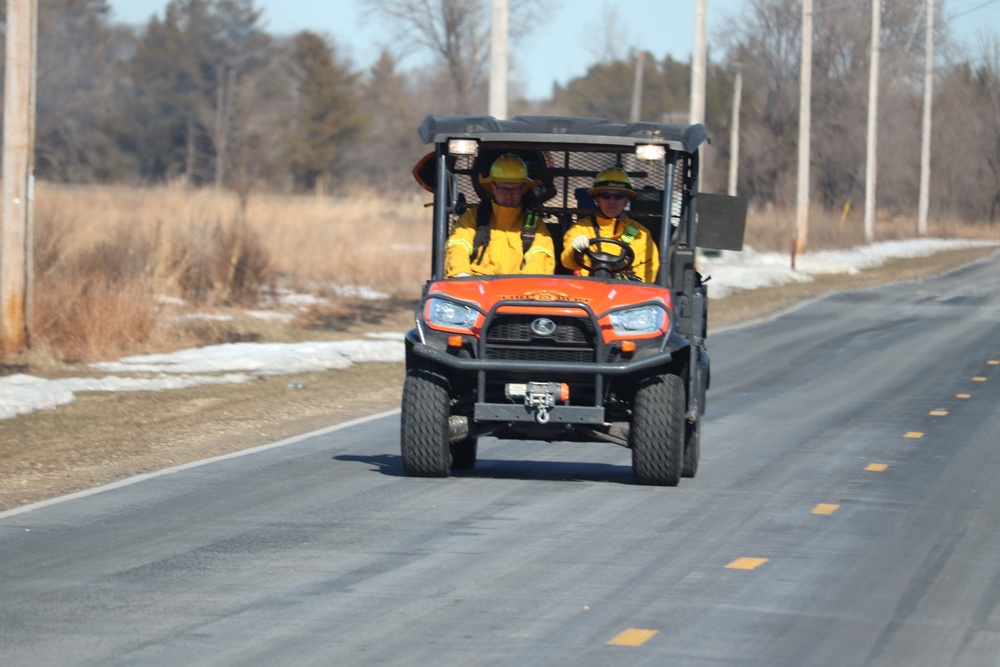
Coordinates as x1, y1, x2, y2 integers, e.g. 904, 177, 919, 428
1, 0, 998, 222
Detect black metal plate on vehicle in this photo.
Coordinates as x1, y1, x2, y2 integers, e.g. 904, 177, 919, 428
474, 404, 605, 424
697, 193, 748, 251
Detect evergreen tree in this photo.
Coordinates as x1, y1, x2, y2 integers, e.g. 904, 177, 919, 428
127, 0, 216, 183
284, 31, 366, 192
356, 51, 424, 190
124, 0, 275, 187
30, 0, 132, 182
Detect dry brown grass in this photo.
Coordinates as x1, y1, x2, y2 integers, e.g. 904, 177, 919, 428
28, 183, 432, 362
743, 205, 1000, 252
243, 189, 431, 294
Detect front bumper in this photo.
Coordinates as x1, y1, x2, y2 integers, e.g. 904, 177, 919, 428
406, 330, 679, 426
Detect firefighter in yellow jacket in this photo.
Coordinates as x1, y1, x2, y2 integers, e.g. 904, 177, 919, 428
445, 154, 556, 278
561, 167, 659, 283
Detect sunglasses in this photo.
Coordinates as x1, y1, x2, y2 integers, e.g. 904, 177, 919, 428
596, 192, 628, 201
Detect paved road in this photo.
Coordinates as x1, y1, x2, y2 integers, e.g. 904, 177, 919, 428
2, 252, 999, 666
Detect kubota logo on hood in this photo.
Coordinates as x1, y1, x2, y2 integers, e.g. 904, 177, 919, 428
498, 289, 592, 303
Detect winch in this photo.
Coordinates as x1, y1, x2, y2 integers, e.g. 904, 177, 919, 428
505, 382, 570, 424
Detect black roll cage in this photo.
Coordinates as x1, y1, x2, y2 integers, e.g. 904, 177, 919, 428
419, 114, 709, 290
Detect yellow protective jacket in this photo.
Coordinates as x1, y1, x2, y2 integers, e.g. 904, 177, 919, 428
561, 213, 659, 283
445, 201, 555, 277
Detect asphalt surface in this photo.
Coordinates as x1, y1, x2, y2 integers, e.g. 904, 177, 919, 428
2, 252, 999, 666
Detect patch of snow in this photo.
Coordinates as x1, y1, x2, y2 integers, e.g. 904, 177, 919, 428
331, 284, 390, 300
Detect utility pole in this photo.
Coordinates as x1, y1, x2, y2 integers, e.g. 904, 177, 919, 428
630, 50, 645, 122
796, 0, 813, 254
1, 0, 38, 357
864, 0, 881, 243
690, 0, 707, 126
728, 65, 743, 196
917, 0, 934, 236
488, 0, 509, 119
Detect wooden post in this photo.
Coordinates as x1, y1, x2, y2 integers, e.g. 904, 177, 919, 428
917, 0, 934, 236
1, 0, 38, 357
630, 50, 645, 123
690, 0, 707, 126
864, 0, 881, 243
488, 0, 508, 120
728, 65, 742, 197
796, 0, 813, 255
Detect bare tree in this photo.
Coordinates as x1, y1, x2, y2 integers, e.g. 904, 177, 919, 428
719, 0, 802, 206
583, 4, 629, 64
362, 0, 551, 114
205, 0, 273, 188
719, 0, 949, 217
975, 37, 1000, 222
225, 59, 287, 209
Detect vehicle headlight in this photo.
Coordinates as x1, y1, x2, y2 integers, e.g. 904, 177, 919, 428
609, 304, 666, 335
427, 298, 479, 330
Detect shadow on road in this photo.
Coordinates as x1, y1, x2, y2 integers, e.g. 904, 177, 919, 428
333, 454, 634, 484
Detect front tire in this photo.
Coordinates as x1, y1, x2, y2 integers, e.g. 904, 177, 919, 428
630, 373, 685, 486
401, 368, 452, 477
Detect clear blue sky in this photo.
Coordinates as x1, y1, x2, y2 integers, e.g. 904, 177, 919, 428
107, 0, 1000, 100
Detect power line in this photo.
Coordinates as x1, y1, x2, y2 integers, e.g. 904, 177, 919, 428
950, 0, 1000, 19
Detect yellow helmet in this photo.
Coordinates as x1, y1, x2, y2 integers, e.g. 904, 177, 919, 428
587, 167, 636, 197
482, 153, 540, 187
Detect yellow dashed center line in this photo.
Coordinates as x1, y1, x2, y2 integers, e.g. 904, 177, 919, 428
988, 360, 999, 365
725, 557, 769, 570
973, 377, 987, 382
811, 503, 840, 515
929, 410, 948, 416
866, 463, 889, 472
608, 628, 659, 647
904, 431, 924, 439
957, 393, 971, 399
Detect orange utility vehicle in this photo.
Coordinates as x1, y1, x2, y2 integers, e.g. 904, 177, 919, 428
402, 115, 745, 485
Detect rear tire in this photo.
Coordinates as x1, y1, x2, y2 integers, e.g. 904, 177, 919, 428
450, 437, 478, 471
630, 373, 684, 486
401, 368, 452, 477
682, 418, 700, 478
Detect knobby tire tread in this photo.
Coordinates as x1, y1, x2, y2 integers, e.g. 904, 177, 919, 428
401, 369, 452, 477
630, 373, 684, 486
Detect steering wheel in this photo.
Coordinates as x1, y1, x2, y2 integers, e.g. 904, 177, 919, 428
581, 237, 635, 278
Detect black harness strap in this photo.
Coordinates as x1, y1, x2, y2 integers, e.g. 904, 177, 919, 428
472, 203, 541, 268
581, 215, 642, 281
472, 202, 492, 264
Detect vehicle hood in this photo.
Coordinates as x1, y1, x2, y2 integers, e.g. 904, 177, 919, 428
427, 276, 672, 317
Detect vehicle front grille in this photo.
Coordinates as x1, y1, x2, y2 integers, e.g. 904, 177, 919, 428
484, 314, 598, 362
